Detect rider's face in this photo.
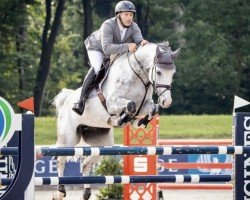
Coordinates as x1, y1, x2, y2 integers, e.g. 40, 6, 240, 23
119, 12, 134, 26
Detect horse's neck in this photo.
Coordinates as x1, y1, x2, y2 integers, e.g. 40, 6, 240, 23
127, 53, 150, 83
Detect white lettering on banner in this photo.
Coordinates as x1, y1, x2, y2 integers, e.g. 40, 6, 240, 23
244, 117, 250, 199
134, 157, 148, 172
245, 180, 250, 197
0, 157, 8, 172
244, 117, 250, 130
244, 117, 250, 146
245, 131, 250, 146
244, 157, 250, 178
168, 159, 177, 172
49, 160, 58, 173
35, 160, 45, 173
158, 159, 164, 173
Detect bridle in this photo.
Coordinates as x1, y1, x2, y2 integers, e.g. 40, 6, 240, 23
130, 48, 173, 98
127, 47, 174, 116
150, 56, 173, 97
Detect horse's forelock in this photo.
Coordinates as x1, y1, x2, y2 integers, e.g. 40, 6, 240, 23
157, 41, 172, 53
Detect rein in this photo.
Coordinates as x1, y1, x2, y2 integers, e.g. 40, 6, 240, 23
127, 53, 151, 118
150, 55, 172, 100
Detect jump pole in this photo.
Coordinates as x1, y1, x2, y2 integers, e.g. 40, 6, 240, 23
158, 183, 233, 190
1, 146, 249, 156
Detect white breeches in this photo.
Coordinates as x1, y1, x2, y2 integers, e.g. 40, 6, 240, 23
87, 50, 104, 74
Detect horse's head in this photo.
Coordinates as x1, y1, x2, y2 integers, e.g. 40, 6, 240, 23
136, 42, 180, 108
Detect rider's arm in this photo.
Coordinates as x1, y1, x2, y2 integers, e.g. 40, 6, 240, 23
132, 23, 149, 46
131, 22, 144, 44
101, 21, 129, 55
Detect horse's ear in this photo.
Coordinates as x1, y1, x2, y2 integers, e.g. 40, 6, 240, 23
171, 48, 181, 60
156, 46, 161, 56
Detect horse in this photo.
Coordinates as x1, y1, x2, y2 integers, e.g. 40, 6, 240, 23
53, 41, 180, 200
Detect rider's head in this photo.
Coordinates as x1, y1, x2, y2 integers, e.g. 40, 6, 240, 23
115, 1, 136, 28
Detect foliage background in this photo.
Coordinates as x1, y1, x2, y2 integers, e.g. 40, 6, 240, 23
0, 0, 249, 115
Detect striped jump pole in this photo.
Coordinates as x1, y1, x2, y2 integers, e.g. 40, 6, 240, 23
158, 183, 233, 190
0, 175, 233, 186
36, 146, 250, 156
0, 147, 18, 156
2, 146, 250, 156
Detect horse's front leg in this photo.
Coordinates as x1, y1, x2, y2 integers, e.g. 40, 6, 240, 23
131, 99, 159, 128
81, 156, 103, 200
54, 122, 81, 200
107, 97, 137, 126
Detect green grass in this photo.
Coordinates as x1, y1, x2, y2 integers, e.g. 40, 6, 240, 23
158, 115, 232, 139
35, 117, 57, 145
35, 115, 232, 145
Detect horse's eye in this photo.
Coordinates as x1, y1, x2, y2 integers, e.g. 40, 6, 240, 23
157, 71, 161, 76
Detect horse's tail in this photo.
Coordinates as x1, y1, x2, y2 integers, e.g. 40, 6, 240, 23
53, 88, 73, 112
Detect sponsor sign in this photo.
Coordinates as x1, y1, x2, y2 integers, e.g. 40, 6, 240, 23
0, 97, 16, 148
235, 113, 250, 200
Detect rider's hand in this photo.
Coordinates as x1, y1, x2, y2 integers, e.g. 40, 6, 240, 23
141, 39, 149, 46
128, 43, 137, 53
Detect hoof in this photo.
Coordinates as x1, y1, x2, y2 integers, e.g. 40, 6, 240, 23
83, 188, 91, 200
117, 112, 130, 126
52, 192, 64, 200
55, 185, 66, 200
137, 114, 150, 127
127, 101, 136, 114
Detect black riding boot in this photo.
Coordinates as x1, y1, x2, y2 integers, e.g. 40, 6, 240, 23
72, 69, 96, 115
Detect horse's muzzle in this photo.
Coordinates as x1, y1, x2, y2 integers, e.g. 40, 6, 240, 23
160, 97, 172, 108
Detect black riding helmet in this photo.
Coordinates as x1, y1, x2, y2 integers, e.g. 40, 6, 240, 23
115, 1, 136, 15
115, 1, 136, 28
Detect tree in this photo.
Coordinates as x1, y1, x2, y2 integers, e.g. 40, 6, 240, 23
82, 0, 92, 66
0, 0, 36, 108
164, 0, 250, 114
1, 0, 249, 115
34, 0, 66, 116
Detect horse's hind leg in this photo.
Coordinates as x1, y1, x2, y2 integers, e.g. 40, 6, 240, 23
81, 156, 103, 200
80, 127, 114, 200
55, 156, 67, 200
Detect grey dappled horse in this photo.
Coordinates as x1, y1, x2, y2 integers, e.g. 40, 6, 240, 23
53, 42, 180, 200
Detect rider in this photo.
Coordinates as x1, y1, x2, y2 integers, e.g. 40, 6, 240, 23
72, 0, 149, 115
